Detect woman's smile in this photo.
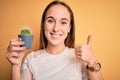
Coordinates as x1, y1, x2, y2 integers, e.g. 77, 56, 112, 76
50, 32, 62, 39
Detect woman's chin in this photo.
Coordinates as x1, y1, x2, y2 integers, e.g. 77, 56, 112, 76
48, 41, 64, 47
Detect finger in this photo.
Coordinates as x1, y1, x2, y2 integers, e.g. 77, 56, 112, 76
11, 41, 24, 46
75, 46, 82, 56
87, 34, 92, 46
10, 38, 24, 46
11, 46, 26, 52
75, 49, 82, 55
7, 52, 20, 58
75, 45, 81, 49
10, 38, 21, 43
76, 55, 81, 60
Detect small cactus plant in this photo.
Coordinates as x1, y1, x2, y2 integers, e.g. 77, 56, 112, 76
20, 27, 31, 36
18, 27, 33, 49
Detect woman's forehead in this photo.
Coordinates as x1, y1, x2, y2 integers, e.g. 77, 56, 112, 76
45, 4, 70, 20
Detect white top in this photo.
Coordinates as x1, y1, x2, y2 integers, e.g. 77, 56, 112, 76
21, 47, 89, 80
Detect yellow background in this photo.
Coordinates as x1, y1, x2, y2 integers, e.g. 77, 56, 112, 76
0, 0, 120, 80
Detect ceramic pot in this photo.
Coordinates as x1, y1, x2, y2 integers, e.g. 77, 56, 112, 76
18, 35, 34, 49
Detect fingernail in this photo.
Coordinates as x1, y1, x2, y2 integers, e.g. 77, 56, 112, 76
22, 42, 24, 44
24, 47, 26, 50
19, 38, 22, 41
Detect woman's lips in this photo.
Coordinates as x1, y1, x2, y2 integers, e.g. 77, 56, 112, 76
50, 33, 62, 38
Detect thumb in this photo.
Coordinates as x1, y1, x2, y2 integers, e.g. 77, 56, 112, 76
87, 34, 92, 46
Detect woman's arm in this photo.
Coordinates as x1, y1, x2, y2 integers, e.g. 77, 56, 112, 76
75, 35, 104, 80
6, 38, 26, 80
82, 60, 103, 80
88, 70, 103, 80
12, 65, 21, 80
86, 59, 103, 80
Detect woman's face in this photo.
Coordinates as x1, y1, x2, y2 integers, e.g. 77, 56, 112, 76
44, 4, 71, 47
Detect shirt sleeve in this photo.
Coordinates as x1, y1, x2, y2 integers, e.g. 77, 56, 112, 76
20, 56, 33, 80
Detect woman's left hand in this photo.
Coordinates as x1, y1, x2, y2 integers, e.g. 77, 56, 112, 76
75, 35, 97, 65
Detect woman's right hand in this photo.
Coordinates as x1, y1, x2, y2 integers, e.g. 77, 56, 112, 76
6, 38, 26, 66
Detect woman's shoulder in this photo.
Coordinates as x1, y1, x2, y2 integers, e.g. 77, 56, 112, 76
25, 49, 44, 61
68, 47, 74, 51
67, 47, 75, 54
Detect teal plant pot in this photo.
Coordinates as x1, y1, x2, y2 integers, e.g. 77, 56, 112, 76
18, 35, 34, 49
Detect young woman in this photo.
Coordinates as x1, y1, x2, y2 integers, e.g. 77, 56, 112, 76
7, 1, 103, 80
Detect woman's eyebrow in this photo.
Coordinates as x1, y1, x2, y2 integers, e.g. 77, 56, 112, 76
45, 16, 69, 21
61, 18, 69, 21
45, 16, 54, 19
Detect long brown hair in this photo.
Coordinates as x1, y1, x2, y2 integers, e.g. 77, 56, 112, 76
40, 0, 75, 49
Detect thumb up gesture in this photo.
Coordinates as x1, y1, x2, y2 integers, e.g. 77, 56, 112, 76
75, 35, 97, 65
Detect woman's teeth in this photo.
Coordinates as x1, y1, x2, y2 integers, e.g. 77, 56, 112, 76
50, 33, 62, 38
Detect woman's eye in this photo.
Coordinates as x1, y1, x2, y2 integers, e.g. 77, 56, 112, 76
61, 22, 67, 25
47, 20, 53, 23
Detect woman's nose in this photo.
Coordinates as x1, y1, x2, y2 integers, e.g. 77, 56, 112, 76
53, 22, 60, 32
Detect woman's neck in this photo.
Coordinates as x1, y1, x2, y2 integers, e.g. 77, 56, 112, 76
45, 44, 66, 55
